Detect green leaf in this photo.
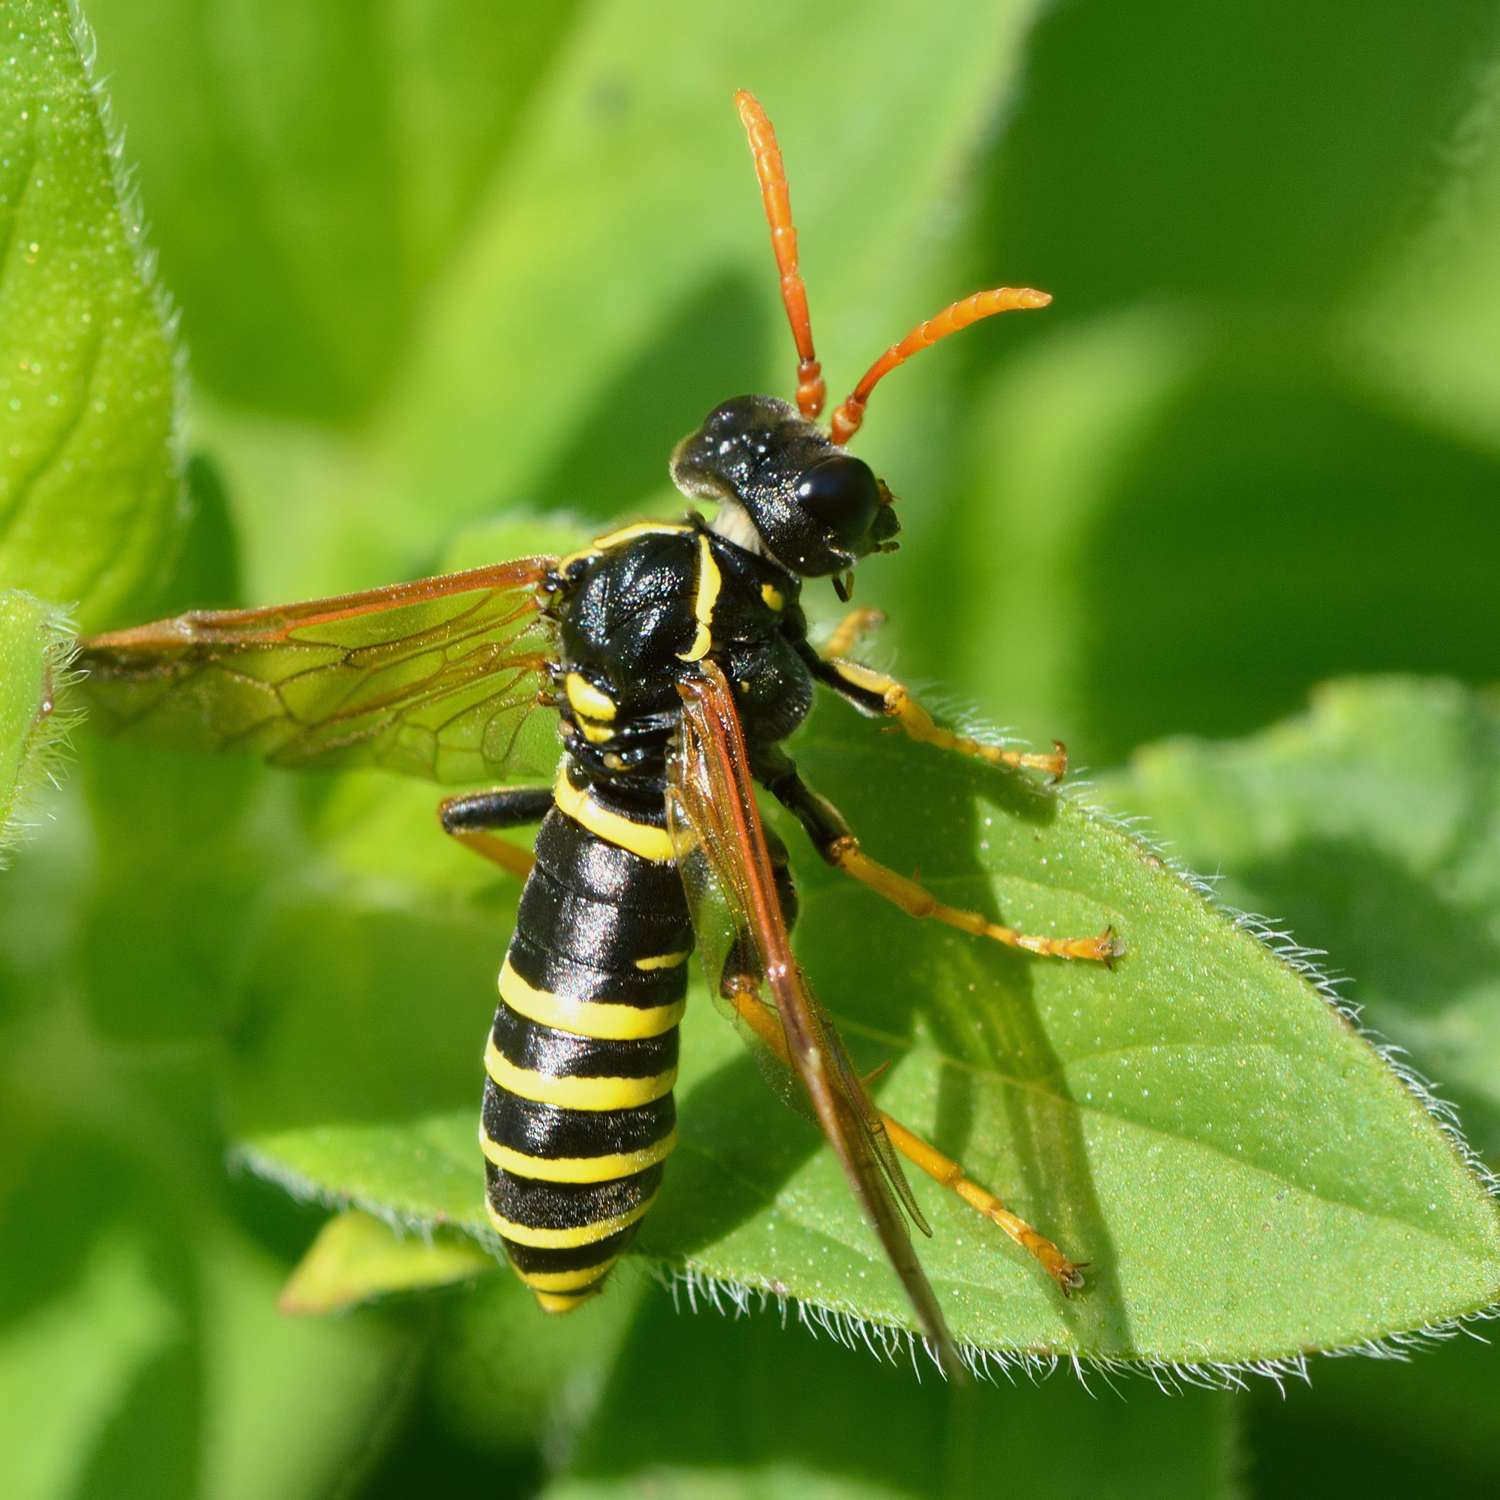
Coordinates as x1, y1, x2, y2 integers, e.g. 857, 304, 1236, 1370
928, 314, 1500, 765
1250, 1327, 1500, 1496
29, 2, 1500, 1485
279, 1210, 492, 1318
230, 881, 515, 1232
0, 1225, 177, 1500
1342, 26, 1500, 460
81, 0, 1043, 601
1090, 678, 1500, 1487
76, 739, 271, 1043
0, 949, 418, 1500
981, 0, 1498, 317
1097, 677, 1500, 1158
879, 0, 1500, 763
193, 1217, 413, 1500
233, 691, 1500, 1369
0, 588, 74, 862
0, 0, 182, 628
82, 0, 582, 424
547, 1292, 1239, 1500
431, 1267, 645, 1470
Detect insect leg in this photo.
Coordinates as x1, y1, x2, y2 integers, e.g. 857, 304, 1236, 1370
721, 971, 1083, 1291
437, 786, 554, 879
758, 754, 1120, 963
820, 606, 886, 662
809, 655, 1068, 781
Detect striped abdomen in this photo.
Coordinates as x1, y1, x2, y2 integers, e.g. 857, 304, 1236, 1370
481, 782, 689, 1311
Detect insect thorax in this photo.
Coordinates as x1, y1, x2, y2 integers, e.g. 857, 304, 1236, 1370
550, 520, 813, 795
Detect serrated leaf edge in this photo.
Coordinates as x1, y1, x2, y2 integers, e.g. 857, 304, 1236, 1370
644, 777, 1500, 1392
233, 738, 1500, 1390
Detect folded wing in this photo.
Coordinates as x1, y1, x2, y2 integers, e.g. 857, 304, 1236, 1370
668, 660, 960, 1375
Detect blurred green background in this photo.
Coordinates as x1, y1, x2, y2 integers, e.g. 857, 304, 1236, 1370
4, 1, 1500, 1496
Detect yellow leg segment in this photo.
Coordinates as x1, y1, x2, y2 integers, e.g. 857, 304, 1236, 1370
887, 685, 1068, 780
725, 984, 1083, 1292
822, 606, 886, 661
825, 657, 1068, 781
878, 1116, 1084, 1292
829, 836, 1120, 963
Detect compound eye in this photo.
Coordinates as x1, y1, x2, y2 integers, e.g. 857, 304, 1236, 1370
794, 455, 881, 544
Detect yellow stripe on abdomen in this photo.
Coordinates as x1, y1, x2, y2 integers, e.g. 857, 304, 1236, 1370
481, 1129, 677, 1185
485, 1036, 677, 1110
519, 1258, 621, 1293
499, 957, 684, 1041
484, 1192, 658, 1248
553, 768, 676, 863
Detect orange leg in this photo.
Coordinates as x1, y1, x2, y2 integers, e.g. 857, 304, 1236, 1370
829, 838, 1120, 964
822, 657, 1068, 781
760, 755, 1120, 964
884, 684, 1068, 781
724, 982, 1083, 1292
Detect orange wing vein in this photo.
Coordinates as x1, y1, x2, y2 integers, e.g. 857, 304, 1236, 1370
76, 558, 559, 784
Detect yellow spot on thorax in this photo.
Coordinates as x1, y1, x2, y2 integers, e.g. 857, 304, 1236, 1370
761, 582, 784, 611
564, 672, 616, 721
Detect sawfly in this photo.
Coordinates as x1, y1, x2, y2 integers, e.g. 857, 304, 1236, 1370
77, 92, 1121, 1376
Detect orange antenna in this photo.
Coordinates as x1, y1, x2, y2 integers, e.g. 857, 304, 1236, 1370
735, 90, 825, 420
829, 287, 1052, 445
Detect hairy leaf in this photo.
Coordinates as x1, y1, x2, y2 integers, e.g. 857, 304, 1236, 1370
85, 0, 1042, 601
1099, 678, 1500, 1157
0, 589, 74, 862
0, 0, 182, 627
548, 1291, 1238, 1500
234, 691, 1500, 1366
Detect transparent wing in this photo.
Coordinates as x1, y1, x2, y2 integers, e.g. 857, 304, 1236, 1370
668, 661, 958, 1371
76, 558, 560, 784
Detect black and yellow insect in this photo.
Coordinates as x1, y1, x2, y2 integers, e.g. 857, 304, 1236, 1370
77, 92, 1119, 1374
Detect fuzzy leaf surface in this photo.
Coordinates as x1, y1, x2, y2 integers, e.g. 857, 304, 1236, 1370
0, 0, 180, 627
235, 692, 1500, 1365
0, 589, 73, 861
1099, 678, 1500, 1157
